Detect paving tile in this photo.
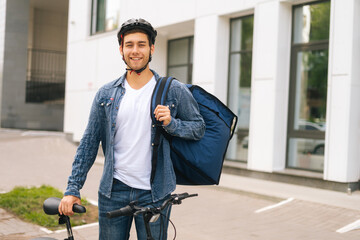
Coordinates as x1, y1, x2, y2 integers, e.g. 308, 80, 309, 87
1, 129, 360, 239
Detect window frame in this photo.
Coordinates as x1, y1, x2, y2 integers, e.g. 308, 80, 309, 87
90, 0, 120, 35
166, 36, 194, 84
286, 0, 330, 171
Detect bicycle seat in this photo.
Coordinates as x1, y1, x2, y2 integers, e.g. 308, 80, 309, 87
43, 197, 86, 215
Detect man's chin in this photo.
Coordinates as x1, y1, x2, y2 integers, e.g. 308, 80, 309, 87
128, 64, 148, 71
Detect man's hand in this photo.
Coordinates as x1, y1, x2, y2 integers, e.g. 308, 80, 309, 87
154, 105, 171, 126
58, 195, 81, 216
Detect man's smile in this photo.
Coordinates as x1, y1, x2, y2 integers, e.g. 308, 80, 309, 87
130, 57, 142, 61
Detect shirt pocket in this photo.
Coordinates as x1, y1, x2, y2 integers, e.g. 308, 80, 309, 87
99, 100, 113, 122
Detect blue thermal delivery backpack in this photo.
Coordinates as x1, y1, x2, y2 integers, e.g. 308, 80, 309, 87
151, 77, 238, 185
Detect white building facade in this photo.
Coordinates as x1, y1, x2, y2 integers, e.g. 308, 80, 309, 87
61, 0, 360, 190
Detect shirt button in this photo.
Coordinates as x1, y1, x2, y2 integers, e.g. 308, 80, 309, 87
152, 143, 154, 146
152, 125, 155, 128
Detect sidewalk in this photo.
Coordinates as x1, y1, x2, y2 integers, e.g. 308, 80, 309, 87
0, 129, 360, 239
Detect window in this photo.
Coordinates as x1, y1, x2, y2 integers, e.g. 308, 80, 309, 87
287, 1, 330, 171
91, 0, 120, 34
226, 16, 254, 162
167, 37, 194, 84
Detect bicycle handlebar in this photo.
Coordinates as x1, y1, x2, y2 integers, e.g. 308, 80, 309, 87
43, 197, 86, 215
106, 192, 198, 219
106, 204, 135, 218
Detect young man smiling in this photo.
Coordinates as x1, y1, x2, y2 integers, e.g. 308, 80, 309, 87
59, 18, 205, 239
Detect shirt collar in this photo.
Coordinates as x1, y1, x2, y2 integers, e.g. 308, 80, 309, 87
113, 69, 161, 88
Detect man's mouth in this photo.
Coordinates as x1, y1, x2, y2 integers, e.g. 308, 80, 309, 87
130, 57, 142, 61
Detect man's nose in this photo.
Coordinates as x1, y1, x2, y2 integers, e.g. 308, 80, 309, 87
132, 45, 139, 53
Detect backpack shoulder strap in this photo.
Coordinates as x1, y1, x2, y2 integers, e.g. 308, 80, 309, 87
150, 76, 174, 183
150, 77, 174, 124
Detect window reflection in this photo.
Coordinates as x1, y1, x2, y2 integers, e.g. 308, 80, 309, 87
288, 138, 324, 171
227, 16, 253, 162
105, 0, 120, 31
92, 0, 120, 34
293, 50, 328, 131
293, 2, 330, 44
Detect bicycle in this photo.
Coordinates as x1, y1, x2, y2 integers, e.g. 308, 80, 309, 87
32, 197, 86, 240
106, 192, 198, 240
32, 192, 195, 240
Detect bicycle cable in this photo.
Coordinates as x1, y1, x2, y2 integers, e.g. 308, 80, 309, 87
149, 203, 176, 240
159, 212, 177, 240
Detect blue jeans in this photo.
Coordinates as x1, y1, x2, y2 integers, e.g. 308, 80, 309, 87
98, 178, 172, 240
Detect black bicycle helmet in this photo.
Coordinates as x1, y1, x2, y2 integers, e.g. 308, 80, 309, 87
117, 18, 157, 74
117, 18, 157, 46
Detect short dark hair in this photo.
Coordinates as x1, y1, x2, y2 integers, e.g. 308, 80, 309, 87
120, 29, 152, 47
117, 18, 157, 46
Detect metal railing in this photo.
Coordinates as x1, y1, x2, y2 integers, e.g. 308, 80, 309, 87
26, 48, 66, 103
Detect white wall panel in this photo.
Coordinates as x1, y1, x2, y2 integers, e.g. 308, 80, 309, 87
64, 90, 97, 141
248, 1, 291, 172
248, 79, 275, 171
65, 40, 97, 91
325, 0, 360, 182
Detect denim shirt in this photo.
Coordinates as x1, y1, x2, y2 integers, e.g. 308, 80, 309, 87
64, 70, 205, 202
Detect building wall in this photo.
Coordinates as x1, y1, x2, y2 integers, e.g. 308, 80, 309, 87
0, 0, 6, 123
29, 8, 68, 51
248, 1, 292, 173
64, 0, 360, 184
324, 0, 360, 182
1, 0, 31, 129
0, 0, 68, 131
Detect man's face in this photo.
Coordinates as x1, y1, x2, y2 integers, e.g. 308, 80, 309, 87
120, 32, 154, 71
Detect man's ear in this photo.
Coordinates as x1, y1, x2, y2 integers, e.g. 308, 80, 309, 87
119, 45, 124, 57
150, 44, 155, 56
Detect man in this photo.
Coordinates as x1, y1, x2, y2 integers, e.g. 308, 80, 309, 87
59, 18, 205, 239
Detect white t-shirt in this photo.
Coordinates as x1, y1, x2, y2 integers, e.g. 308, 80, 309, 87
113, 76, 156, 190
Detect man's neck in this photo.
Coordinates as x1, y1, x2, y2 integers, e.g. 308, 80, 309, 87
126, 68, 153, 90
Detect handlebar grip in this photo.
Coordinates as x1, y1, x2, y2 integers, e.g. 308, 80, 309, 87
106, 205, 133, 218
73, 203, 86, 214
43, 197, 86, 215
176, 193, 189, 199
188, 193, 198, 198
176, 193, 198, 200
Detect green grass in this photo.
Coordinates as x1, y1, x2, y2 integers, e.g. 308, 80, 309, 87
0, 185, 98, 230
